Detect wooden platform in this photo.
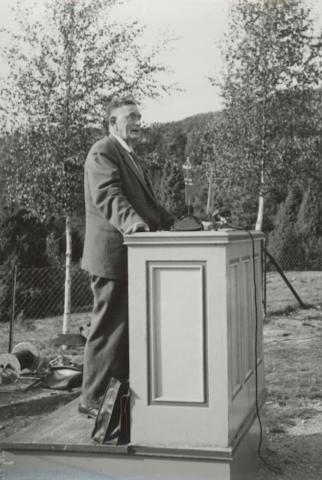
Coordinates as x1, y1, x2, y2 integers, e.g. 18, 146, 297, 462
2, 396, 95, 446
0, 395, 263, 480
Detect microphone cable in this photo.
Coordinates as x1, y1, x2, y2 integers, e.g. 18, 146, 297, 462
213, 218, 282, 473
246, 229, 282, 475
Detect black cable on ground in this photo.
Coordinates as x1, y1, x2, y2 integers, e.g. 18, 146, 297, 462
246, 230, 282, 475
210, 220, 283, 473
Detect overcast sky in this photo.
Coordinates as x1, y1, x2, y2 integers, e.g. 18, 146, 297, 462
110, 0, 232, 123
125, 0, 322, 123
0, 0, 322, 124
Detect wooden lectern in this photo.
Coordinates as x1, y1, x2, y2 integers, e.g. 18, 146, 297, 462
124, 229, 266, 478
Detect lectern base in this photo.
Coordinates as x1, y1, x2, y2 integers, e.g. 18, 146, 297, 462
2, 417, 262, 480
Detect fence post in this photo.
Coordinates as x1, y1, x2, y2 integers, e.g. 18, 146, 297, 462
8, 265, 18, 353
262, 239, 267, 315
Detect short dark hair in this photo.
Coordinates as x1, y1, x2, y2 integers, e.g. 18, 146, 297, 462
107, 94, 137, 124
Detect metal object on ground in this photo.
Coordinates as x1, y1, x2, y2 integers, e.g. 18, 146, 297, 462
0, 353, 21, 384
12, 342, 40, 371
41, 366, 82, 390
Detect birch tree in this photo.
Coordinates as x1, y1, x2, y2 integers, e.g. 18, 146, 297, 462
0, 0, 173, 332
211, 0, 322, 230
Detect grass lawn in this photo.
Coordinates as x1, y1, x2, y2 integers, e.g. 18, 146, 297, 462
258, 307, 322, 479
0, 311, 91, 363
266, 270, 322, 314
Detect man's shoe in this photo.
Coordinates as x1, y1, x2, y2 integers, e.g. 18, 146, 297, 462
78, 403, 99, 419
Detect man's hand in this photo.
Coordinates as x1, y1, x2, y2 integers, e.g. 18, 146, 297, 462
125, 221, 150, 234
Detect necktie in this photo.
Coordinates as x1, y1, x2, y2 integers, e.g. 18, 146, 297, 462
129, 152, 144, 177
130, 152, 155, 198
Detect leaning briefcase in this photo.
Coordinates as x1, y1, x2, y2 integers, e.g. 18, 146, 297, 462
91, 377, 130, 445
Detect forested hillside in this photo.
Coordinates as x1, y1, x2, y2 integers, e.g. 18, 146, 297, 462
1, 102, 322, 275
139, 102, 322, 271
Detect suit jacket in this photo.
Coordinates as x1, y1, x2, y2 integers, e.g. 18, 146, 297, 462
81, 134, 172, 279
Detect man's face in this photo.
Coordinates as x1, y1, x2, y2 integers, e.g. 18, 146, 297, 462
111, 104, 142, 143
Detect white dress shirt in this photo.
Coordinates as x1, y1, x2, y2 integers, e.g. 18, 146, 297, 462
110, 132, 144, 177
110, 132, 133, 154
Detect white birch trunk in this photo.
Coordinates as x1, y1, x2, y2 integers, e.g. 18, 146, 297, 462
255, 139, 265, 231
62, 215, 72, 334
255, 193, 264, 231
255, 161, 265, 232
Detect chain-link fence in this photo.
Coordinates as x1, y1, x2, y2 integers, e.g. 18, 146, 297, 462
265, 269, 322, 315
264, 248, 322, 314
0, 265, 92, 324
266, 248, 322, 272
0, 251, 321, 328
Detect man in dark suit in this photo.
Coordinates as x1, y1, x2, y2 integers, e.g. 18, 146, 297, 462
79, 95, 172, 416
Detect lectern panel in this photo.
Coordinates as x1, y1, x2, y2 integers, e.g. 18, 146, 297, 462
125, 231, 264, 448
147, 262, 207, 405
241, 258, 254, 377
229, 262, 242, 397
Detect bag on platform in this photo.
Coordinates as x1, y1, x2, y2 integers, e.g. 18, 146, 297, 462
91, 377, 130, 445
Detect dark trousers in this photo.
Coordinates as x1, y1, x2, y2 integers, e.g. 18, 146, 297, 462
80, 276, 129, 408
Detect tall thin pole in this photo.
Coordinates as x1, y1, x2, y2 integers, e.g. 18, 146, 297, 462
9, 265, 17, 353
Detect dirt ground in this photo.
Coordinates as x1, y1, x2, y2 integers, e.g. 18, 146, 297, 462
1, 271, 322, 478
0, 312, 90, 440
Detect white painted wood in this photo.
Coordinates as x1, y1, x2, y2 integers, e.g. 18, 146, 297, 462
229, 261, 242, 396
124, 231, 265, 450
226, 239, 265, 443
3, 413, 262, 480
148, 262, 206, 404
